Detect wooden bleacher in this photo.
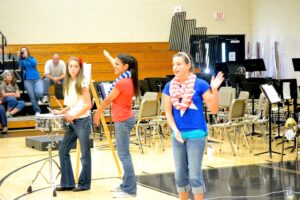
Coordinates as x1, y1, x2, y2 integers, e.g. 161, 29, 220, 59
4, 42, 175, 133
5, 42, 175, 81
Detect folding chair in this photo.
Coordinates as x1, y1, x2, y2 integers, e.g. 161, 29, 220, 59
210, 99, 251, 156
135, 98, 164, 153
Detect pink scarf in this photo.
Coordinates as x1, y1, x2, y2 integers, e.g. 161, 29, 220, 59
170, 73, 196, 116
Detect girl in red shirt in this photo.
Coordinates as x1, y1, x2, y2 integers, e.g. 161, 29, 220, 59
94, 50, 139, 198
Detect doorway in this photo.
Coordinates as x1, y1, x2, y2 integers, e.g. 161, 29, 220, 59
190, 34, 245, 74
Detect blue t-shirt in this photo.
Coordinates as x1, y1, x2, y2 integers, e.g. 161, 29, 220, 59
18, 57, 40, 80
163, 78, 210, 138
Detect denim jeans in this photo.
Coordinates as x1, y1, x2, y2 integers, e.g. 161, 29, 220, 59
172, 137, 206, 194
4, 96, 25, 111
0, 105, 7, 127
24, 79, 43, 113
59, 116, 92, 189
114, 116, 136, 195
43, 77, 53, 96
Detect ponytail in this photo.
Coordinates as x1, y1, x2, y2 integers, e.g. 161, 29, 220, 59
117, 54, 139, 97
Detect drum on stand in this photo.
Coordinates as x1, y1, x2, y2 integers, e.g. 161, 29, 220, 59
35, 113, 66, 132
27, 113, 65, 197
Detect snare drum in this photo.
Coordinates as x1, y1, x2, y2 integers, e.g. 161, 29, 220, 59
35, 113, 65, 132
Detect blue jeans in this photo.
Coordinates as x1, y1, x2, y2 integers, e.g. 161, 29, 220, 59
24, 79, 43, 113
59, 116, 92, 189
172, 137, 206, 194
43, 77, 52, 96
0, 105, 7, 127
4, 96, 25, 111
114, 116, 136, 195
43, 77, 63, 96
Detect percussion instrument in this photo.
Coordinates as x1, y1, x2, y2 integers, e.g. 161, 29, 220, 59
35, 113, 65, 132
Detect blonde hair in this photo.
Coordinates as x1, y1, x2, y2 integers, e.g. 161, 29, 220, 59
63, 57, 84, 97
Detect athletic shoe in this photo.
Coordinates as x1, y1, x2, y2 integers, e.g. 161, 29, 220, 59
111, 185, 122, 192
112, 191, 136, 198
42, 96, 49, 103
6, 111, 12, 118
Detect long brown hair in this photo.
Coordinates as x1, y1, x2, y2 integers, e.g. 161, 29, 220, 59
63, 57, 84, 97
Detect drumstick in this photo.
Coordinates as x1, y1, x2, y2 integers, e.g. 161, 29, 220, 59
47, 107, 53, 113
52, 96, 64, 109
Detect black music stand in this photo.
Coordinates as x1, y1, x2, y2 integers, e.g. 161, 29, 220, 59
292, 58, 300, 71
255, 84, 282, 158
243, 59, 266, 72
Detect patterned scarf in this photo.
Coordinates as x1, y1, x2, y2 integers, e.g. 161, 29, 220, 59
108, 71, 131, 94
170, 73, 196, 116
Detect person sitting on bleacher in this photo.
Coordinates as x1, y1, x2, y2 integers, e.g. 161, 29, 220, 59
17, 47, 43, 115
0, 91, 8, 137
42, 53, 66, 103
0, 70, 25, 117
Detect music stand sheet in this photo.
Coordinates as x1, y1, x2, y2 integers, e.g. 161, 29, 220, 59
282, 82, 291, 100
98, 82, 112, 99
261, 84, 281, 104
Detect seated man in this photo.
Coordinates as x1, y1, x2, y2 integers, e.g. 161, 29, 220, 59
42, 53, 66, 103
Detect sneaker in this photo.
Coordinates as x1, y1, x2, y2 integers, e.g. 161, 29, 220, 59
42, 96, 49, 103
35, 112, 41, 116
72, 187, 89, 192
1, 127, 8, 138
112, 191, 136, 198
56, 186, 75, 191
6, 111, 12, 118
38, 100, 43, 105
111, 185, 122, 192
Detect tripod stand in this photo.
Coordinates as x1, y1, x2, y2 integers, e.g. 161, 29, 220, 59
27, 128, 61, 197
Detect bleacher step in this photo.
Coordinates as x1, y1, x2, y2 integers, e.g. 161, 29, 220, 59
6, 115, 36, 129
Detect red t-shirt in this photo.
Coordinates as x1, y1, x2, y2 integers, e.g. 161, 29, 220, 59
112, 78, 134, 122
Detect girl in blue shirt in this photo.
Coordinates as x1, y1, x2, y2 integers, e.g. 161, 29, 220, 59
18, 47, 43, 114
163, 52, 224, 200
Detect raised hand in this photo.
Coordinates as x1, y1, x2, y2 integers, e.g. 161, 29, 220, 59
103, 50, 110, 58
210, 72, 224, 90
103, 49, 115, 66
